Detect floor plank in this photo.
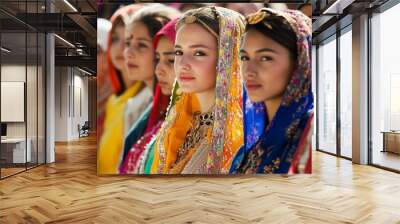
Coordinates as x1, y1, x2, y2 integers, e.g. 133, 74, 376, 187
0, 135, 399, 223
372, 150, 400, 171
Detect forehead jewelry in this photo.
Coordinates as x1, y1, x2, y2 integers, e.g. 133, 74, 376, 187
247, 10, 267, 25
183, 8, 219, 39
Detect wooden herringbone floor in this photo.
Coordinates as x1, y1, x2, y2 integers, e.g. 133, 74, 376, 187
0, 135, 400, 224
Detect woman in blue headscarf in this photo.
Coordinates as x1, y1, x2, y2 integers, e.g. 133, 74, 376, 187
230, 8, 313, 174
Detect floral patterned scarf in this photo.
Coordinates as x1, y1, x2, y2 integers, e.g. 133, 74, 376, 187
151, 6, 245, 174
230, 8, 313, 174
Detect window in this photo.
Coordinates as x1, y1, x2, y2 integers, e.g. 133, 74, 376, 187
317, 36, 337, 154
0, 0, 47, 179
371, 2, 400, 171
339, 28, 352, 158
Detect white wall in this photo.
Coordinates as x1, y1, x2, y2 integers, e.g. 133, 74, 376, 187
54, 67, 89, 141
1, 64, 46, 164
74, 72, 89, 136
1, 65, 37, 137
1, 65, 26, 137
55, 66, 69, 141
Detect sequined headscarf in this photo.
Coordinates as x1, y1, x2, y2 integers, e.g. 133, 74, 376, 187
230, 8, 313, 174
151, 6, 245, 174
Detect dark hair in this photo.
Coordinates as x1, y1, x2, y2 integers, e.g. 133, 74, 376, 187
246, 15, 298, 60
127, 4, 179, 37
123, 4, 179, 94
136, 14, 171, 38
111, 16, 124, 34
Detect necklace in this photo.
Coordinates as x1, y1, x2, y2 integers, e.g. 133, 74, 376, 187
175, 107, 215, 163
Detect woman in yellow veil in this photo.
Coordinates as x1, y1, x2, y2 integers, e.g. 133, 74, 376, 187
149, 6, 245, 174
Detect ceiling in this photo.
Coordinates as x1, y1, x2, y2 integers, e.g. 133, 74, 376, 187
312, 0, 391, 44
0, 0, 96, 75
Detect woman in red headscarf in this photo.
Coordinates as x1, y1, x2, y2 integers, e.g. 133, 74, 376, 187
98, 4, 179, 174
119, 17, 179, 174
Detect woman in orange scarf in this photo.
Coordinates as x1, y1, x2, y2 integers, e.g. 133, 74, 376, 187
150, 6, 245, 174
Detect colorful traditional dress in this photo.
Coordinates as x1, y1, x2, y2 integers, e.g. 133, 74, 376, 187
230, 8, 313, 174
123, 87, 153, 138
119, 18, 179, 174
97, 5, 146, 174
149, 6, 246, 174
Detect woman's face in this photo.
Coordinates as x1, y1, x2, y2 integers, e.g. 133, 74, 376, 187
123, 21, 155, 87
155, 36, 176, 95
109, 25, 126, 71
174, 23, 218, 94
240, 28, 295, 103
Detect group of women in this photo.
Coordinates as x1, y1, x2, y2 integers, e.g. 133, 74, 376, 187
97, 3, 313, 175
